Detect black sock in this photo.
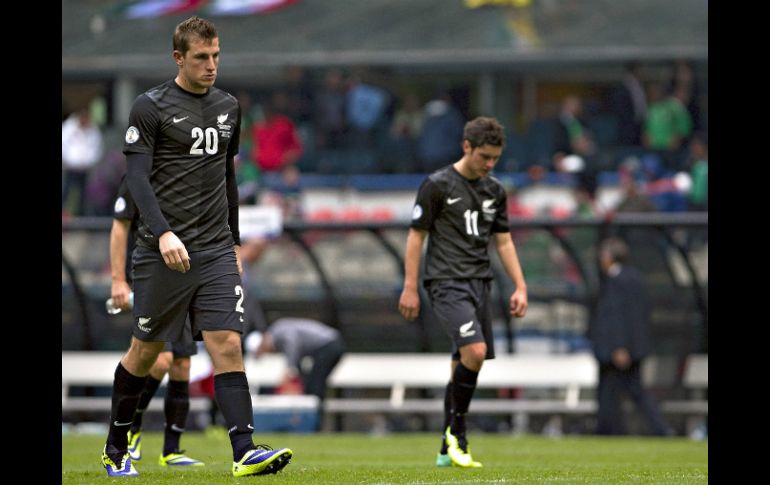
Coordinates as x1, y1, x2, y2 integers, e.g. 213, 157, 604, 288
107, 363, 148, 453
163, 379, 189, 455
131, 376, 161, 434
440, 381, 453, 454
214, 371, 255, 461
450, 362, 478, 438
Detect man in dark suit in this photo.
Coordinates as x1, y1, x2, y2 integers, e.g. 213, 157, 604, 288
611, 62, 647, 146
590, 237, 669, 436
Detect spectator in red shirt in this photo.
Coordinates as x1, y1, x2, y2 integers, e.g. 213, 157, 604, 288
252, 91, 303, 172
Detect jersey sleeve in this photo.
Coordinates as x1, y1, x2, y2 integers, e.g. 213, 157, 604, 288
409, 177, 443, 231
226, 103, 241, 159
113, 176, 138, 222
491, 185, 510, 233
123, 94, 159, 155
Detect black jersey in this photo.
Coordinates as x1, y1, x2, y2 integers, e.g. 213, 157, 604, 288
113, 176, 138, 225
122, 79, 241, 252
113, 176, 138, 283
410, 165, 509, 282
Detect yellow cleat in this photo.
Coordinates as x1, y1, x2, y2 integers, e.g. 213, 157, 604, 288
232, 445, 292, 477
445, 427, 475, 467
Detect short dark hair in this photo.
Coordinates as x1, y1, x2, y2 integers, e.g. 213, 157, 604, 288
599, 237, 630, 264
173, 16, 218, 55
463, 116, 506, 149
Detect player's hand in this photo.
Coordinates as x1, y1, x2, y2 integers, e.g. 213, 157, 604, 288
234, 244, 243, 274
159, 231, 191, 273
111, 280, 133, 310
510, 288, 528, 317
398, 287, 420, 321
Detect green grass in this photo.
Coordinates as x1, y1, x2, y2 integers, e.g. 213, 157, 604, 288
63, 430, 707, 484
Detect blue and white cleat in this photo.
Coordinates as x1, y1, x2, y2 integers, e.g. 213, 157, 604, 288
102, 444, 139, 477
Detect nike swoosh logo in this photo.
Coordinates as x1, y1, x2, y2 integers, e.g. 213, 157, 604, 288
447, 197, 462, 205
247, 424, 254, 430
170, 424, 185, 433
173, 116, 189, 123
114, 420, 132, 426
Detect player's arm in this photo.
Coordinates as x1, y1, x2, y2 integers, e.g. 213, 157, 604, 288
226, 106, 242, 273
126, 153, 190, 273
399, 227, 427, 321
399, 178, 441, 321
226, 153, 242, 273
124, 95, 189, 273
494, 231, 528, 318
109, 218, 133, 310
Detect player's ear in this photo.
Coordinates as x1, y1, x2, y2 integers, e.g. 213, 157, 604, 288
462, 139, 472, 153
172, 50, 183, 66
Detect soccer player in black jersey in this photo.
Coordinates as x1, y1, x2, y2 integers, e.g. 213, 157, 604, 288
101, 17, 291, 477
399, 116, 528, 468
110, 177, 203, 467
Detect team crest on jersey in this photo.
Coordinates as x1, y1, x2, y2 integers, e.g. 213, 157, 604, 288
482, 199, 496, 221
125, 126, 139, 144
412, 204, 423, 220
217, 113, 232, 138
114, 196, 126, 213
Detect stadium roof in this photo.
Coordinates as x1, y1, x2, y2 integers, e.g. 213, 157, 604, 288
63, 0, 708, 78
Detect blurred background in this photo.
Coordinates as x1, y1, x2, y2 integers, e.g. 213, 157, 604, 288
62, 0, 707, 436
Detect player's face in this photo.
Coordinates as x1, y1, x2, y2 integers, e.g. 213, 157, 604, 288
464, 141, 503, 178
175, 36, 220, 93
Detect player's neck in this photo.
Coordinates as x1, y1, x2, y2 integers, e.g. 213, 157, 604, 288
453, 159, 479, 181
174, 75, 209, 95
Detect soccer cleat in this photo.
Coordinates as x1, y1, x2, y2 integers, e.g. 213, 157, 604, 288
159, 450, 205, 466
127, 430, 142, 461
460, 445, 483, 468
102, 444, 139, 477
444, 426, 482, 468
436, 452, 452, 467
232, 444, 293, 477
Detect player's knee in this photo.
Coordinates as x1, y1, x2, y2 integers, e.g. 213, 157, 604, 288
212, 334, 243, 361
152, 359, 170, 376
149, 351, 172, 377
169, 357, 191, 380
129, 340, 162, 362
459, 343, 486, 370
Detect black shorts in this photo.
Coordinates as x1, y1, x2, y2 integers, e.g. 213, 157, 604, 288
131, 244, 245, 343
162, 318, 198, 357
427, 278, 495, 360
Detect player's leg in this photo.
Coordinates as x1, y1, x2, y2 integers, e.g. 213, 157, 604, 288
158, 336, 206, 466
128, 349, 172, 461
428, 279, 490, 467
101, 337, 165, 476
103, 245, 196, 476
445, 342, 486, 467
194, 245, 292, 476
436, 376, 454, 466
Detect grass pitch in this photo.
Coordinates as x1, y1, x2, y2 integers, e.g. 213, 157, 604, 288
62, 430, 707, 484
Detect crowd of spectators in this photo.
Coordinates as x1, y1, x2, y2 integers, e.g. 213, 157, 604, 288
63, 62, 707, 217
